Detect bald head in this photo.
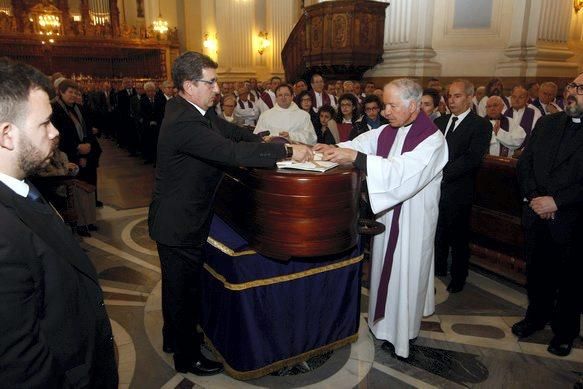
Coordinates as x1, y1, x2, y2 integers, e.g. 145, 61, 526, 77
486, 96, 505, 119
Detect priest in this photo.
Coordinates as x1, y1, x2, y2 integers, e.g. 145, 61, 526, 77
314, 79, 448, 358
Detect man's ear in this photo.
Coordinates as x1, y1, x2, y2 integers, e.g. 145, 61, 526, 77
0, 122, 16, 151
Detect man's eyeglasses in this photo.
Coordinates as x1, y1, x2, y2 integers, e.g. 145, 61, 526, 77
365, 107, 380, 112
194, 78, 218, 86
566, 82, 583, 95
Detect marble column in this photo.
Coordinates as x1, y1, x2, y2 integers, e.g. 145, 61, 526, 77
266, 0, 296, 79
498, 0, 577, 77
215, 0, 256, 80
365, 0, 440, 78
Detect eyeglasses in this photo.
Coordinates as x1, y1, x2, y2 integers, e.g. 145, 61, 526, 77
566, 82, 583, 95
365, 106, 380, 112
194, 78, 218, 86
301, 97, 312, 102
340, 103, 353, 107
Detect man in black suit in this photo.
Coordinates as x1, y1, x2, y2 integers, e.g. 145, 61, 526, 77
148, 51, 312, 376
434, 79, 491, 293
138, 81, 166, 164
0, 58, 117, 387
512, 73, 583, 357
116, 77, 138, 152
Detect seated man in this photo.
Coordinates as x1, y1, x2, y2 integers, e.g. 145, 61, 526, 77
532, 82, 562, 116
218, 94, 244, 125
258, 76, 281, 113
309, 74, 337, 110
478, 78, 510, 117
234, 86, 259, 126
485, 96, 526, 157
254, 84, 317, 145
504, 85, 541, 143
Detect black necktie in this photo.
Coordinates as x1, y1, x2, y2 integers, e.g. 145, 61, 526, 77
446, 116, 458, 139
26, 181, 44, 203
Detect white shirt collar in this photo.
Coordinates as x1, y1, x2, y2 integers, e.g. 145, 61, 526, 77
453, 108, 471, 122
184, 99, 206, 116
573, 118, 581, 124
0, 172, 29, 198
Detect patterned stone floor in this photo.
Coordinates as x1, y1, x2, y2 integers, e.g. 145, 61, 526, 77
91, 140, 582, 388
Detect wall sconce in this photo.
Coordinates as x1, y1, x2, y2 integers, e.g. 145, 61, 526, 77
203, 33, 218, 53
257, 31, 270, 55
575, 0, 583, 13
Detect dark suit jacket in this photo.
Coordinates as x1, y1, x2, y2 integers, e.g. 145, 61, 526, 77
116, 88, 137, 116
435, 111, 491, 206
139, 94, 166, 129
148, 95, 286, 246
0, 182, 117, 388
517, 112, 583, 241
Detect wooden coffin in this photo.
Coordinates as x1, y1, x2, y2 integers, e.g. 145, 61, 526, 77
214, 166, 362, 260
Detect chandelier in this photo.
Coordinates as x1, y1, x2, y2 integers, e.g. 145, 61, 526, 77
29, 2, 62, 37
152, 16, 168, 34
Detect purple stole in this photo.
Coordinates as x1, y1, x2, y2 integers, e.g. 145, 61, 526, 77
504, 106, 534, 134
490, 116, 510, 156
238, 99, 253, 109
372, 112, 439, 323
310, 90, 332, 108
260, 92, 274, 109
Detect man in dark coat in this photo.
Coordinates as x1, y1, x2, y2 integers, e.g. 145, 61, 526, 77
512, 73, 583, 357
148, 51, 312, 376
434, 79, 491, 293
0, 58, 117, 388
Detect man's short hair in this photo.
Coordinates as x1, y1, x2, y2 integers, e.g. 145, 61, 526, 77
270, 76, 282, 83
172, 51, 218, 92
540, 81, 558, 92
451, 78, 475, 96
275, 84, 293, 95
318, 105, 336, 117
363, 94, 382, 108
58, 79, 80, 94
310, 73, 323, 83
162, 80, 173, 88
0, 57, 52, 127
422, 88, 440, 108
144, 81, 156, 91
387, 78, 423, 106
511, 85, 527, 94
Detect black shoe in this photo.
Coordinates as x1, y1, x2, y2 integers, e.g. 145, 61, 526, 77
447, 280, 465, 293
511, 319, 545, 338
175, 355, 223, 376
95, 200, 104, 208
435, 271, 447, 277
163, 344, 174, 353
76, 226, 91, 237
381, 341, 408, 360
547, 336, 573, 356
87, 224, 99, 231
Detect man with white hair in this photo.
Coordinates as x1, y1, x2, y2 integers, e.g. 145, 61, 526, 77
532, 81, 562, 116
504, 85, 541, 142
315, 78, 449, 359
485, 95, 526, 156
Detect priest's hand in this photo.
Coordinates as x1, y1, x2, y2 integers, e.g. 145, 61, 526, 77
321, 147, 358, 164
529, 196, 558, 216
291, 144, 314, 162
312, 143, 335, 153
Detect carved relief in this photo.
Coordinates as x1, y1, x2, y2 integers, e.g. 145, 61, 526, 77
332, 14, 348, 48
311, 16, 322, 49
360, 14, 374, 46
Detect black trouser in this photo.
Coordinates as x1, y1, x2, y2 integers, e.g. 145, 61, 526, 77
157, 243, 204, 366
524, 219, 581, 341
434, 201, 472, 283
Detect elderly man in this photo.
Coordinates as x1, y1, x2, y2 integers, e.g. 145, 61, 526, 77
434, 80, 491, 292
0, 59, 118, 387
504, 85, 541, 141
477, 78, 510, 117
513, 73, 583, 357
315, 79, 448, 359
532, 81, 562, 116
254, 84, 317, 145
140, 81, 167, 163
149, 52, 312, 376
485, 96, 526, 156
309, 73, 337, 110
161, 80, 175, 100
235, 86, 259, 126
258, 76, 281, 113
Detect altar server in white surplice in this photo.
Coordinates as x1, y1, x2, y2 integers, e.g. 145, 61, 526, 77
315, 79, 448, 358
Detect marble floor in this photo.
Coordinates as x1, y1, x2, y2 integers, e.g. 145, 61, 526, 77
89, 140, 582, 388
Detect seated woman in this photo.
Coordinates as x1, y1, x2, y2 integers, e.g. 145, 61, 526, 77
296, 90, 321, 134
37, 150, 98, 237
316, 105, 339, 144
421, 88, 442, 121
328, 93, 360, 142
350, 94, 388, 140
218, 94, 244, 125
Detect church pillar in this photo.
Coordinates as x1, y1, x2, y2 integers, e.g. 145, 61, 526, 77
364, 0, 440, 78
216, 0, 256, 79
498, 0, 577, 78
266, 0, 296, 79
